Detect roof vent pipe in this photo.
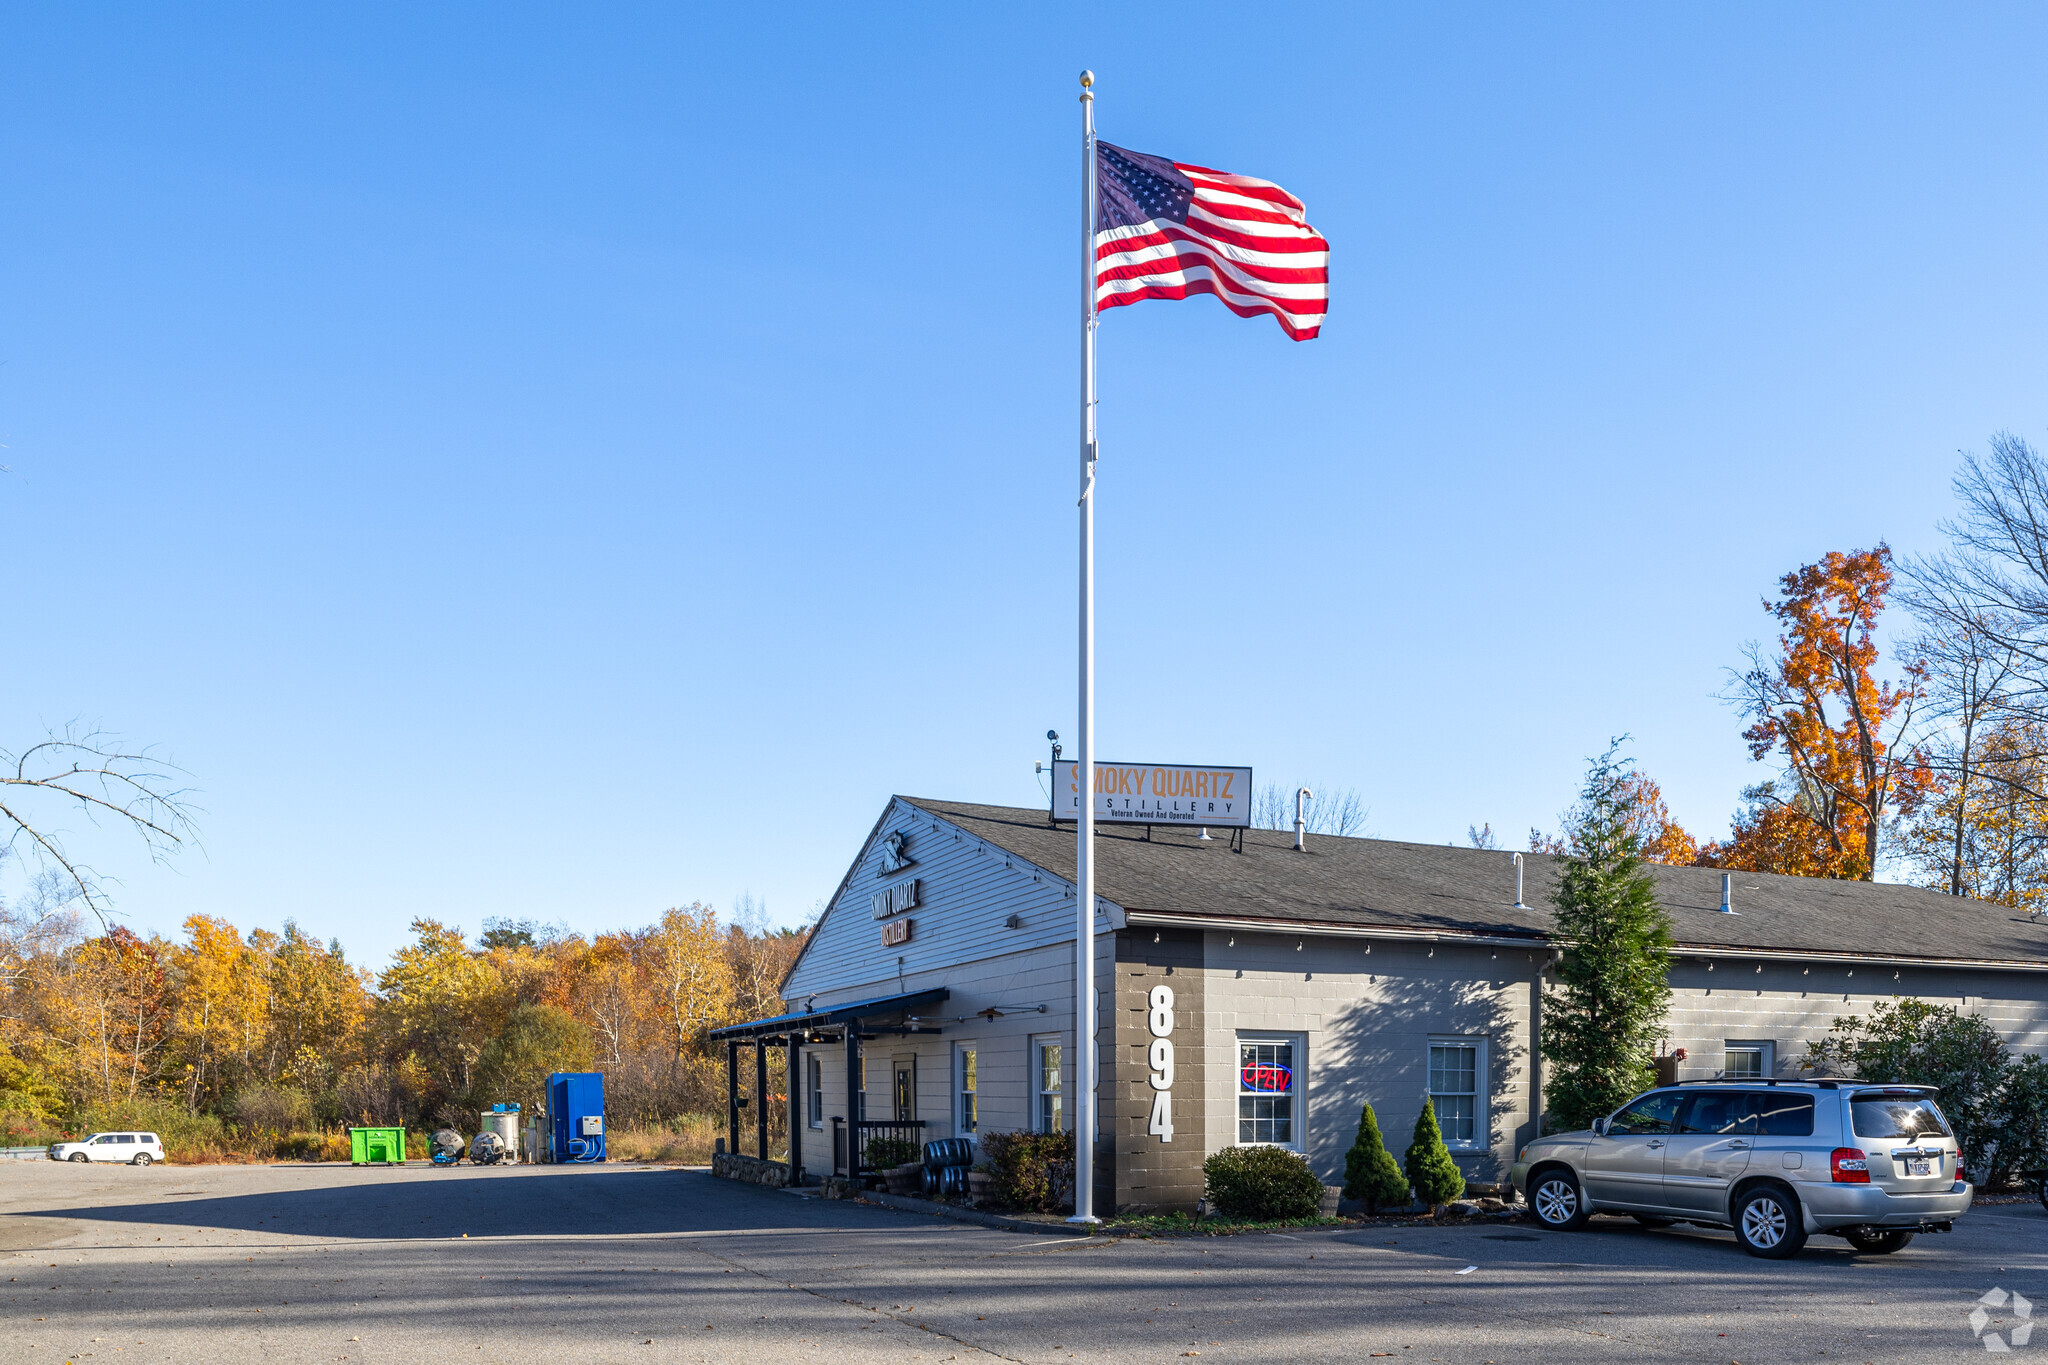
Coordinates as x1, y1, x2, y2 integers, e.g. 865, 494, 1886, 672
1512, 852, 1526, 909
1293, 787, 1312, 852
1719, 872, 1737, 914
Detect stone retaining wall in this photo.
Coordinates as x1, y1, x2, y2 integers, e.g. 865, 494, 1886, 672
711, 1153, 791, 1187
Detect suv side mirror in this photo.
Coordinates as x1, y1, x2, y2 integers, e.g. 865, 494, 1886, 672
1591, 1117, 1610, 1137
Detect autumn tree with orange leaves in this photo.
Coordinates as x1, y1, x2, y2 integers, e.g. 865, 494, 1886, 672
1715, 546, 1930, 880
1526, 771, 1699, 866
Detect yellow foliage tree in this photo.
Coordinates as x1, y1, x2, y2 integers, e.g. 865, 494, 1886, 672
266, 921, 370, 1086
375, 919, 507, 1100
648, 904, 734, 1065
36, 928, 174, 1105
171, 915, 270, 1109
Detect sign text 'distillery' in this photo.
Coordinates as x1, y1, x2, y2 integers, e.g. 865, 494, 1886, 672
1052, 761, 1252, 828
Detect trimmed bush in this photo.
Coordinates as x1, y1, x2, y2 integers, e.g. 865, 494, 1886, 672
1202, 1144, 1324, 1221
1342, 1100, 1411, 1212
979, 1129, 1076, 1212
1404, 1099, 1466, 1210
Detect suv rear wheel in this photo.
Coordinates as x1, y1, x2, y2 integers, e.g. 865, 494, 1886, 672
1529, 1169, 1589, 1231
1732, 1184, 1807, 1259
130, 1153, 152, 1167
1844, 1228, 1913, 1255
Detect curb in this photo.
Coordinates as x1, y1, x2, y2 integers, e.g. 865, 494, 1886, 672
843, 1188, 1096, 1237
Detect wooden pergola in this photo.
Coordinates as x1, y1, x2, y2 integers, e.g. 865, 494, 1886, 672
707, 987, 948, 1183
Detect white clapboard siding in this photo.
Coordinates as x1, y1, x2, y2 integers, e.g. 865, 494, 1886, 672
787, 936, 1107, 1157
785, 798, 1117, 1004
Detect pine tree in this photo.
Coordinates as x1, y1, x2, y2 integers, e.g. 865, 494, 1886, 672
1342, 1099, 1411, 1212
1542, 742, 1675, 1132
1335, 1105, 1417, 1211
1403, 1098, 1466, 1211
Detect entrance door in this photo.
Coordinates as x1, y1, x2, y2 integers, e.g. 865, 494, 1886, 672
1580, 1092, 1680, 1210
894, 1057, 916, 1122
1662, 1091, 1757, 1214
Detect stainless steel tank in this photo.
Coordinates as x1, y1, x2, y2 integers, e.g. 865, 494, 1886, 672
480, 1109, 520, 1162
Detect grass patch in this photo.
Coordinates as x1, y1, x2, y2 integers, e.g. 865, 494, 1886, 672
605, 1115, 735, 1165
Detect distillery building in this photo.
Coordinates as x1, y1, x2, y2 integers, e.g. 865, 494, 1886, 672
709, 795, 2048, 1212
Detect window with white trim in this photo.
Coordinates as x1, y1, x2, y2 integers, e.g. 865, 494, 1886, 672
1427, 1037, 1485, 1149
1724, 1040, 1773, 1080
1034, 1037, 1064, 1133
807, 1054, 823, 1129
1237, 1035, 1302, 1147
957, 1044, 978, 1134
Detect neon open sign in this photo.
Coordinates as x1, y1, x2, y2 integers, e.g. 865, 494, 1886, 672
1241, 1063, 1292, 1093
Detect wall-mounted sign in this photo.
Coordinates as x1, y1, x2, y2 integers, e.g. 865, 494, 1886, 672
880, 918, 913, 948
877, 830, 915, 877
872, 877, 919, 920
1147, 984, 1175, 1142
1053, 761, 1252, 828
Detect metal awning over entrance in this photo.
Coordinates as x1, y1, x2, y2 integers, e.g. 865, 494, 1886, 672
707, 987, 951, 1043
708, 988, 949, 1184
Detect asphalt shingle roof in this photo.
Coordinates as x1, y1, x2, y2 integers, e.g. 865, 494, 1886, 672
902, 797, 2048, 968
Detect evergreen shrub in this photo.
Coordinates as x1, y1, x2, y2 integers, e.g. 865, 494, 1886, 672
978, 1129, 1076, 1211
1202, 1144, 1324, 1221
1404, 1099, 1466, 1210
1342, 1100, 1411, 1212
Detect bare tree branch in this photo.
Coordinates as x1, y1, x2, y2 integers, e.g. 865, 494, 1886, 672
1254, 782, 1368, 837
0, 724, 200, 921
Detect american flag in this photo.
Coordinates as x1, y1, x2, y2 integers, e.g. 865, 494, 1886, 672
1094, 141, 1328, 341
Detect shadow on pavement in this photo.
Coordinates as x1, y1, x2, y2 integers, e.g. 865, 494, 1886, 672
12, 1166, 885, 1242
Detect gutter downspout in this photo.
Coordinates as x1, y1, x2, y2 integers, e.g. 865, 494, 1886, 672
1531, 948, 1561, 1141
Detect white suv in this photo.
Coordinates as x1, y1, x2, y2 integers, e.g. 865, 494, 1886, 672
48, 1132, 166, 1165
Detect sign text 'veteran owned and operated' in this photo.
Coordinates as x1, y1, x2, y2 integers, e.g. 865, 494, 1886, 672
1053, 762, 1252, 828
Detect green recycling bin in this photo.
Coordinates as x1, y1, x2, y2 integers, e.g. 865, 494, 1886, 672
349, 1126, 406, 1166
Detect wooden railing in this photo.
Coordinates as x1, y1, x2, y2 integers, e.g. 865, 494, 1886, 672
829, 1118, 928, 1179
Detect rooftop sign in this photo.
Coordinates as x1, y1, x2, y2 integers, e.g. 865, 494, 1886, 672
1052, 761, 1252, 828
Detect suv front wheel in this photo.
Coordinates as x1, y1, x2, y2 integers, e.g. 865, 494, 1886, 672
1732, 1184, 1808, 1259
1529, 1169, 1589, 1231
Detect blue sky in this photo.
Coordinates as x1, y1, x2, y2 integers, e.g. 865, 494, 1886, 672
6, 6, 2046, 965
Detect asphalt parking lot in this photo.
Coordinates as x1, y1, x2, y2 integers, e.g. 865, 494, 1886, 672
0, 1160, 2041, 1364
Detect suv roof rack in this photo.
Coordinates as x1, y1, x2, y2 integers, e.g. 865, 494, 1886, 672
1671, 1077, 1862, 1089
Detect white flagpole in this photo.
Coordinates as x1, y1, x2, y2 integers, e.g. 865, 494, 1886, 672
1069, 68, 1101, 1226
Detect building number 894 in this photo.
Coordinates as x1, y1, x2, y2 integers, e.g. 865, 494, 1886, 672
1148, 984, 1175, 1142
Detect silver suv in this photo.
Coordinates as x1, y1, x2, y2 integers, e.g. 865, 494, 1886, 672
1508, 1081, 1972, 1258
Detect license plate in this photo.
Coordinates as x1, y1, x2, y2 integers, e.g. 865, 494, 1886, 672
1906, 1158, 1933, 1177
